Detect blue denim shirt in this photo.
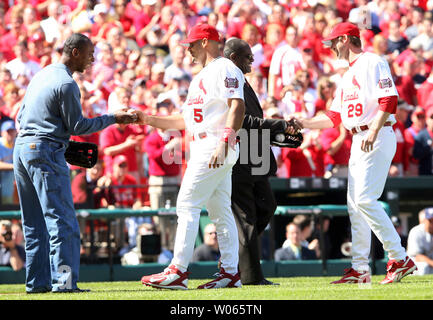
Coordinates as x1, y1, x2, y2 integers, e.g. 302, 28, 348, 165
16, 63, 115, 145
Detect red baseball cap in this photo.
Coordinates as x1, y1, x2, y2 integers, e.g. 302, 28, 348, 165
219, 3, 230, 14
113, 155, 128, 167
322, 22, 360, 43
180, 24, 220, 45
414, 106, 426, 116
298, 38, 314, 51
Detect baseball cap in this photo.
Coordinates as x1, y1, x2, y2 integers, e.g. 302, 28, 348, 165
1, 120, 15, 132
298, 38, 314, 52
29, 32, 45, 43
397, 99, 414, 111
141, 0, 157, 5
413, 106, 426, 116
157, 91, 175, 104
151, 63, 165, 74
142, 45, 156, 56
322, 22, 360, 45
424, 207, 433, 220
219, 3, 231, 14
113, 155, 128, 167
93, 3, 108, 15
180, 24, 220, 46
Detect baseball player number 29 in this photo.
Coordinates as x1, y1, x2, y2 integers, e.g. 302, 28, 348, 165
348, 103, 363, 117
194, 108, 203, 122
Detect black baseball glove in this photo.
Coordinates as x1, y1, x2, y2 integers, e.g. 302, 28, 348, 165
271, 131, 303, 148
65, 141, 98, 168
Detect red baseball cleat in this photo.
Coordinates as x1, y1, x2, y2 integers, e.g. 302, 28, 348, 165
331, 268, 371, 284
197, 268, 242, 289
141, 265, 190, 290
380, 256, 417, 284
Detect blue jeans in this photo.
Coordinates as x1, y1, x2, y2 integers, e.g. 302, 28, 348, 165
13, 139, 81, 292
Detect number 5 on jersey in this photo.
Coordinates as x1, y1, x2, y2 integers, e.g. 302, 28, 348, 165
194, 108, 203, 123
348, 103, 363, 117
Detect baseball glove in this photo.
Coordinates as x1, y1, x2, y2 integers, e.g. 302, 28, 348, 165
65, 141, 98, 168
271, 131, 303, 148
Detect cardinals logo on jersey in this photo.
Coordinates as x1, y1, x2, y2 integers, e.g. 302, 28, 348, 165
199, 79, 207, 95
352, 76, 361, 90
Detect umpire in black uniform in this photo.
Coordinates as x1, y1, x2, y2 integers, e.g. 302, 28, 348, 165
224, 38, 296, 285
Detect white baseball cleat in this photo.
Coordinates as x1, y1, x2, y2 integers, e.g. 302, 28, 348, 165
141, 265, 190, 290
197, 268, 242, 289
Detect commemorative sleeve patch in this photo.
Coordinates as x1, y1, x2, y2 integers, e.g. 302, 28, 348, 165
224, 77, 239, 88
378, 78, 393, 89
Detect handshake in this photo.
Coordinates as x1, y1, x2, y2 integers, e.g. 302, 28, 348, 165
285, 116, 304, 135
113, 109, 148, 125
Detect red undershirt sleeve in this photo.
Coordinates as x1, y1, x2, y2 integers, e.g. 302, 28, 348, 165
325, 110, 342, 127
378, 95, 398, 114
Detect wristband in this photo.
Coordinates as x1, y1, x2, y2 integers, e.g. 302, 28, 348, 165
222, 127, 235, 143
221, 127, 239, 149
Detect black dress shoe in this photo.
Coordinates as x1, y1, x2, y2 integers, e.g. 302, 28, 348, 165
245, 279, 280, 286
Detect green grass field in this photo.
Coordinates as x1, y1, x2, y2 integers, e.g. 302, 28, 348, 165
1, 274, 433, 300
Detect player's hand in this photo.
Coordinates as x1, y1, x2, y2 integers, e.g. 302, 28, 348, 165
208, 142, 228, 169
114, 109, 138, 124
285, 116, 303, 134
133, 110, 149, 125
361, 129, 378, 152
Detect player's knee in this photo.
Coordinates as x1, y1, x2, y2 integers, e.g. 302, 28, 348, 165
175, 203, 202, 218
355, 197, 378, 212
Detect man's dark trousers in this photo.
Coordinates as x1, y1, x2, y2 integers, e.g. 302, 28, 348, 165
231, 81, 286, 284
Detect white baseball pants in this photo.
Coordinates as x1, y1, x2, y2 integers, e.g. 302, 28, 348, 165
171, 137, 239, 274
347, 126, 407, 271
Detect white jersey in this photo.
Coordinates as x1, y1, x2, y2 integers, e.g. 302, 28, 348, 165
182, 56, 245, 143
269, 44, 302, 86
330, 52, 398, 131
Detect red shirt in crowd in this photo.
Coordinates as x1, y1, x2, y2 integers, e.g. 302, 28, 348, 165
417, 79, 433, 110
144, 130, 181, 177
99, 124, 139, 175
392, 120, 407, 168
319, 127, 351, 167
395, 75, 417, 106
0, 31, 21, 61
404, 124, 422, 173
111, 174, 138, 208
281, 146, 324, 177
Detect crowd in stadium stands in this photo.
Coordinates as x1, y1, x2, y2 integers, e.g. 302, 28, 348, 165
1, 0, 433, 262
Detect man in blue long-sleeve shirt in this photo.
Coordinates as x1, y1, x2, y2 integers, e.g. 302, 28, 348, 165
13, 33, 139, 293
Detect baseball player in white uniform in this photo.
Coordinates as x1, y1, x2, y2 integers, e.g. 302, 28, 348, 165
138, 24, 246, 289
291, 22, 417, 284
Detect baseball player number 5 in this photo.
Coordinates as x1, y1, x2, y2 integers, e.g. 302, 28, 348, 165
194, 108, 203, 122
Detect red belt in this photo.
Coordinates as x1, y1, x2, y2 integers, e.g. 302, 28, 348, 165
351, 121, 392, 134
191, 132, 207, 141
